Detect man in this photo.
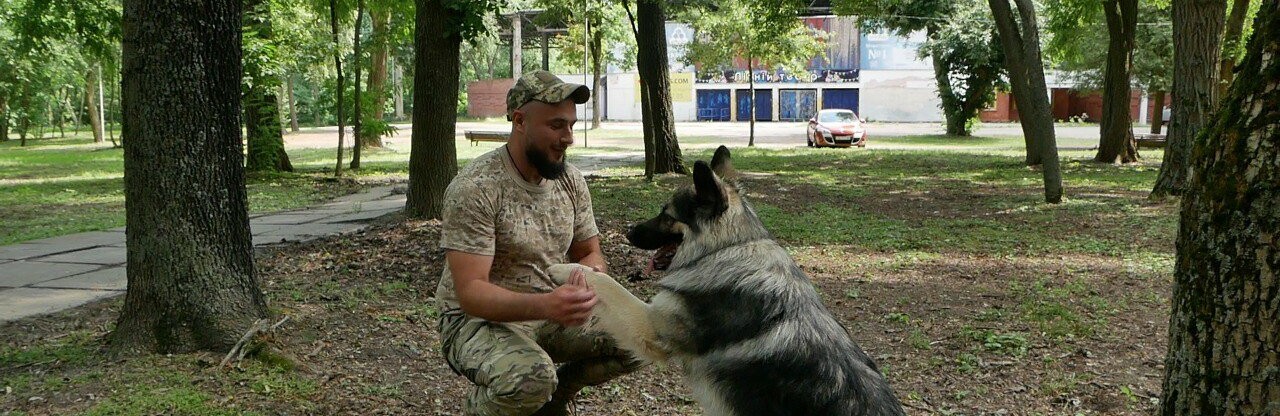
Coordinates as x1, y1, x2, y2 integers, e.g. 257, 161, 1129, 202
437, 71, 642, 416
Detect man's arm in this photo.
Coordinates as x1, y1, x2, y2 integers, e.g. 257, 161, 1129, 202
568, 235, 607, 273
448, 250, 596, 326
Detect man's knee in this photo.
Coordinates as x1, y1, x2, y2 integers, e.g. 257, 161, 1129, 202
487, 358, 558, 413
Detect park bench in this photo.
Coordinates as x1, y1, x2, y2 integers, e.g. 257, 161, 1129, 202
1135, 133, 1167, 149
464, 130, 510, 146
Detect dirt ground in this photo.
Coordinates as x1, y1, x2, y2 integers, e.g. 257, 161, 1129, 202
2, 201, 1172, 416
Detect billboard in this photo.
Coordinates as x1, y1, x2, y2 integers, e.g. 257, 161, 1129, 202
859, 30, 930, 70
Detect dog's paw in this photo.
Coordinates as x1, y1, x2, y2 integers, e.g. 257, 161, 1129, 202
546, 263, 592, 285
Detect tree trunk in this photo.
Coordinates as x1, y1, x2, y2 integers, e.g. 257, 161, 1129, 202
1160, 1, 1279, 412
1151, 0, 1225, 198
988, 0, 1062, 202
1150, 90, 1166, 134
0, 95, 7, 141
86, 66, 105, 143
351, 0, 364, 171
392, 58, 404, 120
591, 31, 604, 130
285, 76, 299, 133
329, 0, 345, 177
406, 0, 461, 219
636, 0, 687, 175
1095, 0, 1140, 164
111, 0, 268, 355
1217, 0, 1251, 97
748, 57, 756, 146
245, 0, 293, 172
361, 7, 388, 148
311, 82, 322, 126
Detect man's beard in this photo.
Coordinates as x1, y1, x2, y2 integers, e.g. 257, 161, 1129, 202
525, 146, 566, 180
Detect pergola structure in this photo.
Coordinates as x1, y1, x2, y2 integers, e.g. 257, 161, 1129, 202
497, 9, 569, 77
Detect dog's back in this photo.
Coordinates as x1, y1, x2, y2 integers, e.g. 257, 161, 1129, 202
658, 239, 905, 416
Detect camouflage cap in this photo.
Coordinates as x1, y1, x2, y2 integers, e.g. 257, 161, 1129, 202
506, 71, 590, 121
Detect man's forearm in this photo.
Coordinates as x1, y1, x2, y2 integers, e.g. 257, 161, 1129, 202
455, 279, 548, 322
574, 251, 607, 273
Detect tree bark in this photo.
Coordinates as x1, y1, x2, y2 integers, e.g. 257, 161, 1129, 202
0, 95, 8, 141
1160, 1, 1279, 413
1150, 90, 1166, 134
1151, 0, 1225, 197
1217, 0, 1251, 97
392, 58, 404, 120
361, 7, 388, 148
351, 0, 364, 171
329, 0, 345, 177
636, 0, 687, 175
86, 65, 105, 143
111, 0, 268, 355
988, 0, 1063, 202
748, 56, 756, 147
245, 0, 293, 172
285, 76, 299, 133
406, 0, 461, 219
1095, 0, 1140, 164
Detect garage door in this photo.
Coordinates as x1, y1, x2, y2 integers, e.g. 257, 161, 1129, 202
779, 89, 818, 121
696, 89, 731, 121
736, 89, 772, 121
821, 89, 860, 114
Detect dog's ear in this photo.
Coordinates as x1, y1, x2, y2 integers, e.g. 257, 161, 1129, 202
693, 161, 728, 214
710, 146, 736, 180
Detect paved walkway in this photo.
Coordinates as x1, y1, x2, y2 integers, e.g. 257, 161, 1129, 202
0, 186, 406, 322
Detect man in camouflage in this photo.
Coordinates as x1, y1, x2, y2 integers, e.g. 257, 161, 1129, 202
437, 71, 642, 415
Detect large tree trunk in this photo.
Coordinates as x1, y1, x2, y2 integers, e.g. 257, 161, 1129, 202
245, 0, 293, 172
636, 0, 687, 175
1160, 1, 1279, 412
350, 0, 364, 171
988, 0, 1063, 203
111, 0, 268, 355
1150, 90, 1166, 134
363, 8, 389, 147
329, 0, 346, 177
1217, 0, 1251, 97
1095, 0, 1140, 164
1151, 0, 1225, 197
285, 76, 299, 133
86, 65, 105, 143
406, 0, 461, 219
392, 58, 404, 120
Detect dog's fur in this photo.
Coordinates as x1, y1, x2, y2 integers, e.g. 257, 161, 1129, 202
548, 146, 905, 416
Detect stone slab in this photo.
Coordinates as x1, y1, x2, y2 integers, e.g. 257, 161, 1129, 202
39, 246, 127, 266
24, 230, 126, 249
0, 287, 122, 322
0, 243, 74, 261
0, 261, 100, 288
315, 208, 400, 224
33, 267, 126, 291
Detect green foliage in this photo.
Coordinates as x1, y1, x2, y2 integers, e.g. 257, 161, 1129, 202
680, 0, 826, 76
539, 0, 637, 73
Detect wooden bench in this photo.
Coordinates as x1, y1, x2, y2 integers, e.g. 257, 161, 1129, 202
464, 130, 509, 146
1135, 133, 1167, 149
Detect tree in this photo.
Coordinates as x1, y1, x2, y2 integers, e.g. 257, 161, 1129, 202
682, 0, 825, 146
633, 0, 687, 177
1132, 1, 1172, 135
405, 0, 500, 218
540, 0, 636, 130
835, 0, 1004, 137
244, 0, 295, 172
1216, 0, 1252, 97
111, 0, 269, 354
1159, 1, 1279, 412
329, 0, 347, 177
350, 0, 364, 170
1150, 0, 1225, 197
1095, 0, 1139, 163
988, 0, 1062, 203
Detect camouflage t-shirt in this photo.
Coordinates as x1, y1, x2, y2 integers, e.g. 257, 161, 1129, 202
436, 145, 599, 314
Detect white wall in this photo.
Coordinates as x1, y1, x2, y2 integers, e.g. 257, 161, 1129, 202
859, 70, 942, 122
603, 72, 697, 122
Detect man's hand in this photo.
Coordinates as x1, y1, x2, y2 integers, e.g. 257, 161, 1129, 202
542, 268, 596, 327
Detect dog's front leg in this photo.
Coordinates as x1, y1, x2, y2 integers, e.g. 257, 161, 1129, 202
546, 264, 669, 363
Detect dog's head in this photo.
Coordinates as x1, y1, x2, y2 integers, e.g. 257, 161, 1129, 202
628, 146, 763, 272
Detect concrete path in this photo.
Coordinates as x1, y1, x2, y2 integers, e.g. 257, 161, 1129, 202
0, 186, 406, 322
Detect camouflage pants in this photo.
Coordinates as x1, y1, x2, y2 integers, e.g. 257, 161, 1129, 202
439, 312, 643, 416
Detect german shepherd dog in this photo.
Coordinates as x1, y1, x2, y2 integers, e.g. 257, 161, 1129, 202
549, 146, 905, 416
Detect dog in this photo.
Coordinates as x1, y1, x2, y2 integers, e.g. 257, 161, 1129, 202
548, 146, 905, 416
